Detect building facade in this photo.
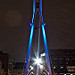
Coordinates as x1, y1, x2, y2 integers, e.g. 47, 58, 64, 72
50, 49, 75, 75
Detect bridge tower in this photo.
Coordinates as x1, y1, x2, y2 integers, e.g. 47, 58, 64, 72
25, 0, 52, 75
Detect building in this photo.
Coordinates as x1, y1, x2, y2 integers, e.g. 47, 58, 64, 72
50, 49, 75, 75
0, 51, 8, 75
8, 62, 25, 75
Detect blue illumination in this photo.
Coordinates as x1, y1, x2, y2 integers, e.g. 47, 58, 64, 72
32, 0, 35, 23
32, 12, 35, 23
33, 0, 35, 13
25, 0, 51, 74
40, 0, 42, 13
25, 25, 34, 75
42, 24, 52, 74
41, 13, 44, 23
40, 0, 44, 23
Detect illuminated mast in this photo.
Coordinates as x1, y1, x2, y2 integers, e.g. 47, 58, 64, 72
25, 0, 52, 75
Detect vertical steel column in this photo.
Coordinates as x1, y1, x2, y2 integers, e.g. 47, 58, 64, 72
42, 25, 52, 75
25, 0, 35, 74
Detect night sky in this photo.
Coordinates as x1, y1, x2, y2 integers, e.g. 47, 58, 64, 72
0, 0, 75, 62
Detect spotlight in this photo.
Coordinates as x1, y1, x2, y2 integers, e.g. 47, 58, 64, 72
40, 65, 43, 69
34, 57, 42, 65
31, 72, 34, 74
41, 53, 45, 57
30, 66, 34, 70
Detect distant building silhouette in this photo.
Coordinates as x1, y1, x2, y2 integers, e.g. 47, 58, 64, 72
0, 51, 8, 75
49, 49, 75, 75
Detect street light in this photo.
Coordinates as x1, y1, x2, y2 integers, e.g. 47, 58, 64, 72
34, 57, 42, 65
30, 66, 34, 70
41, 53, 46, 57
40, 65, 44, 70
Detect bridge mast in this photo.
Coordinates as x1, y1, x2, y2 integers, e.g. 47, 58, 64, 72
25, 0, 52, 75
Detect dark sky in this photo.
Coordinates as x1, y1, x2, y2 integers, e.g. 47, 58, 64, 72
0, 0, 75, 62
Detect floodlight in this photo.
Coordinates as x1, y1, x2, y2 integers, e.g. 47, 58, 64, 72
34, 57, 42, 65
30, 66, 34, 70
40, 65, 43, 69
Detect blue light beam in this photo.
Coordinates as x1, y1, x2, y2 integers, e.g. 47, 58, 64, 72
33, 0, 35, 13
40, 0, 42, 14
25, 25, 34, 75
42, 24, 52, 75
32, 0, 35, 23
25, 0, 35, 74
40, 0, 44, 24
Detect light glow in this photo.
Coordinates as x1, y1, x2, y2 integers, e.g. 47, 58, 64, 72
34, 57, 42, 65
42, 24, 52, 74
40, 65, 43, 69
32, 0, 35, 23
30, 66, 34, 70
25, 0, 52, 74
25, 25, 34, 75
40, 0, 44, 23
31, 72, 34, 74
41, 53, 45, 57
